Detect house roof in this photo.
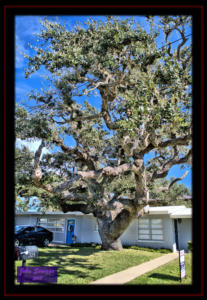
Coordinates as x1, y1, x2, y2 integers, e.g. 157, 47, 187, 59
15, 205, 192, 219
143, 205, 192, 218
15, 211, 86, 216
169, 207, 192, 219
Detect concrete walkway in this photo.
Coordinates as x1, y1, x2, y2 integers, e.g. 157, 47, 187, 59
89, 252, 179, 285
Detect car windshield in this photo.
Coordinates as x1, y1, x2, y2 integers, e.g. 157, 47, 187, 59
15, 225, 27, 233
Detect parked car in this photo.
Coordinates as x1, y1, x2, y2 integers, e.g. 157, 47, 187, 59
14, 225, 53, 247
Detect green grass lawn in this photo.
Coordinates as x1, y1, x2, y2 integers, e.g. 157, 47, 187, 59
126, 253, 192, 285
15, 245, 163, 285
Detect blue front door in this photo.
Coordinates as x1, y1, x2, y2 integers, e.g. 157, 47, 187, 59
66, 219, 75, 244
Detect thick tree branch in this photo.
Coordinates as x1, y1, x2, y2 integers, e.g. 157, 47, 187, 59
108, 197, 136, 213
156, 170, 189, 192
139, 143, 154, 156
52, 136, 96, 170
77, 162, 141, 179
32, 141, 45, 185
70, 113, 103, 122
59, 201, 93, 214
101, 98, 119, 130
151, 149, 191, 181
108, 208, 137, 239
137, 205, 150, 218
168, 170, 189, 188
31, 161, 141, 199
175, 25, 187, 61
158, 134, 191, 148
101, 109, 118, 130
52, 175, 81, 193
83, 70, 113, 95
139, 133, 191, 157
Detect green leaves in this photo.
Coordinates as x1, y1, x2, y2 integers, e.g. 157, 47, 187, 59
15, 104, 55, 141
149, 177, 191, 207
16, 16, 192, 214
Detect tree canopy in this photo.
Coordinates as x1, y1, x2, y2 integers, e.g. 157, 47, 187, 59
15, 15, 192, 249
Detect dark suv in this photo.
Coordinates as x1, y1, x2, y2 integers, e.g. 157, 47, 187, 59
15, 225, 53, 247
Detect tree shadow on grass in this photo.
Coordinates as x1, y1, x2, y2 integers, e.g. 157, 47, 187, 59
148, 273, 180, 281
22, 247, 102, 283
47, 245, 102, 256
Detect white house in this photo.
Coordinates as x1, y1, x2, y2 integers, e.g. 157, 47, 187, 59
15, 205, 192, 252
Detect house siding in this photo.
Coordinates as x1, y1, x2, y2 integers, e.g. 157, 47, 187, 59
16, 215, 37, 226
79, 215, 101, 244
177, 218, 192, 251
15, 207, 191, 251
120, 219, 138, 245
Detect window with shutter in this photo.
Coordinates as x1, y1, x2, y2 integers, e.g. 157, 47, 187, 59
138, 218, 164, 241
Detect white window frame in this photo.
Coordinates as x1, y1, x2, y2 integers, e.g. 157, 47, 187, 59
93, 218, 98, 232
138, 218, 164, 242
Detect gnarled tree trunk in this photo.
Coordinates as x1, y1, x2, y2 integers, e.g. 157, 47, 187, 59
94, 170, 148, 250
95, 208, 137, 251
97, 216, 123, 250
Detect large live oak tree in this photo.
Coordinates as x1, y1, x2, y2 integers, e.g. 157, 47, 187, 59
15, 16, 192, 250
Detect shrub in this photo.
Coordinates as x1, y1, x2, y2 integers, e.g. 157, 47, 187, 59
70, 243, 91, 247
69, 242, 102, 249
95, 245, 102, 250
187, 241, 192, 252
123, 245, 172, 253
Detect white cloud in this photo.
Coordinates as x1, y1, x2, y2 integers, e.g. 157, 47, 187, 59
15, 16, 43, 38
15, 34, 29, 69
15, 83, 32, 102
15, 16, 44, 69
16, 138, 50, 158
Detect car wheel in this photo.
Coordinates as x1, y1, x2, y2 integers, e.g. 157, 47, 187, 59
15, 239, 20, 247
43, 238, 50, 247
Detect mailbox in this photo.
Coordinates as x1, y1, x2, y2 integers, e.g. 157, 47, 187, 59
19, 246, 38, 260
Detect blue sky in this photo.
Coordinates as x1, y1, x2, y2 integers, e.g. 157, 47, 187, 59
15, 15, 192, 190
